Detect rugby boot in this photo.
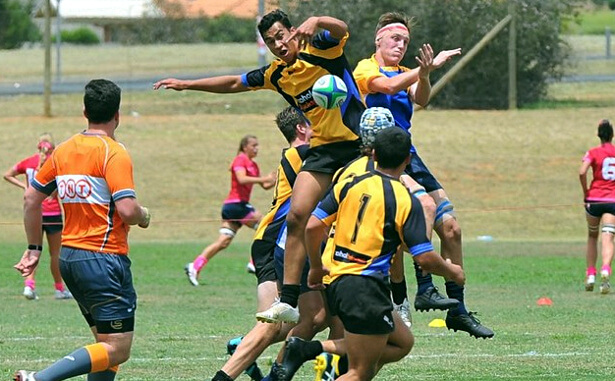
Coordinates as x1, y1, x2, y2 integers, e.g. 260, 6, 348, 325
414, 286, 459, 311
446, 311, 494, 339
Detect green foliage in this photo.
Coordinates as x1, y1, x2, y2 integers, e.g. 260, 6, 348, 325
0, 0, 41, 49
276, 0, 577, 109
53, 27, 100, 45
112, 15, 256, 44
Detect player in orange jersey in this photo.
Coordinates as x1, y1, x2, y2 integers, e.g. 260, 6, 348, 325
14, 79, 150, 381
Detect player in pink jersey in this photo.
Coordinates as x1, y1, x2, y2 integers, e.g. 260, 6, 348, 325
580, 119, 615, 294
185, 135, 276, 286
4, 133, 71, 300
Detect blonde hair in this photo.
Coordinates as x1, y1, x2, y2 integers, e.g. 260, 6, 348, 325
37, 132, 55, 170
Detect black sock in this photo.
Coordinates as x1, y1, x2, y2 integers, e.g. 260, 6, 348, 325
414, 262, 434, 295
303, 341, 324, 360
338, 355, 348, 375
391, 278, 407, 305
280, 284, 300, 308
445, 281, 467, 316
212, 370, 233, 381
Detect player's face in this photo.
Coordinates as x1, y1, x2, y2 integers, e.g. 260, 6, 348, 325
377, 32, 410, 66
263, 22, 299, 64
243, 138, 259, 158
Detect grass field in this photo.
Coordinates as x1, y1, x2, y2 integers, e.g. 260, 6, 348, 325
1, 240, 615, 380
1, 26, 615, 381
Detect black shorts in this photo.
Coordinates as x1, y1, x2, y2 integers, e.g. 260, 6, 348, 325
42, 215, 63, 235
585, 202, 615, 218
404, 152, 443, 193
327, 275, 394, 335
251, 239, 277, 284
302, 140, 361, 174
221, 202, 255, 224
273, 245, 312, 294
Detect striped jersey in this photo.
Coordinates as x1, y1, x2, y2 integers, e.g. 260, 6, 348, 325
241, 31, 364, 147
313, 170, 433, 283
254, 144, 309, 245
31, 132, 137, 255
353, 55, 417, 152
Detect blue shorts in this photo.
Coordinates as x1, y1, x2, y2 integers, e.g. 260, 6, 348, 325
273, 245, 312, 294
221, 202, 256, 224
404, 152, 443, 193
60, 247, 137, 325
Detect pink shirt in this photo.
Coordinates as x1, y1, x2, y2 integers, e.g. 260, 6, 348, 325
224, 152, 260, 203
14, 154, 62, 216
583, 142, 615, 202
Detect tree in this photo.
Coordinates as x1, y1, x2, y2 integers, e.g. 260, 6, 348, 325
0, 0, 41, 49
274, 0, 578, 109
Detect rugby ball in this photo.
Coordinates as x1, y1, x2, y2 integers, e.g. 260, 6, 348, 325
312, 74, 348, 109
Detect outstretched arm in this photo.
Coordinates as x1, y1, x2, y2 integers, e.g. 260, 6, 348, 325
368, 45, 461, 98
153, 75, 248, 93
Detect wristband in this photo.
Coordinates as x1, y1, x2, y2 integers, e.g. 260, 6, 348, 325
27, 244, 43, 251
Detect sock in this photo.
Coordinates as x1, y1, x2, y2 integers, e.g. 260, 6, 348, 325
391, 279, 407, 305
54, 282, 65, 292
445, 281, 467, 316
279, 284, 300, 308
193, 256, 208, 272
414, 262, 434, 295
601, 265, 611, 276
35, 344, 109, 381
302, 341, 324, 360
338, 355, 348, 375
211, 370, 233, 381
25, 279, 35, 289
87, 365, 119, 381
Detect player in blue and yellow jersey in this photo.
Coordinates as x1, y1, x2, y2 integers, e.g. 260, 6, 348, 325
154, 9, 365, 324
211, 107, 328, 381
14, 79, 151, 381
353, 12, 494, 339
277, 127, 464, 381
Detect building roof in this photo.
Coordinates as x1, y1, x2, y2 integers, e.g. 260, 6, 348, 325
166, 0, 274, 19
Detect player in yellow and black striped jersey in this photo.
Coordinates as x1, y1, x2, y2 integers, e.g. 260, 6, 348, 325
154, 9, 365, 323
212, 108, 319, 381
288, 128, 464, 381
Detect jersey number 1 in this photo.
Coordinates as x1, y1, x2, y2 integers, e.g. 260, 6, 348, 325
351, 194, 371, 244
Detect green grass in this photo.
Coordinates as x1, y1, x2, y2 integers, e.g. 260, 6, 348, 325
567, 8, 615, 35
1, 241, 614, 381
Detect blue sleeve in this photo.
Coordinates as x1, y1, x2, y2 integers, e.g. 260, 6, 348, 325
312, 189, 339, 221
311, 30, 340, 50
242, 65, 270, 88
31, 178, 57, 196
403, 195, 434, 256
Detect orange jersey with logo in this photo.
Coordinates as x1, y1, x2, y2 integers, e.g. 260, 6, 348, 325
31, 133, 137, 254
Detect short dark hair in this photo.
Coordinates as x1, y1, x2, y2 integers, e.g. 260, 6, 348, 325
373, 128, 411, 169
84, 79, 121, 124
258, 9, 292, 38
276, 107, 308, 144
598, 119, 613, 143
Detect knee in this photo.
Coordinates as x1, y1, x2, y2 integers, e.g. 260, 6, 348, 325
218, 236, 233, 249
286, 209, 308, 232
418, 195, 436, 219
441, 218, 462, 243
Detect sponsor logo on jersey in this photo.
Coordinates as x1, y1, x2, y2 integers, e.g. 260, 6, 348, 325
295, 88, 318, 113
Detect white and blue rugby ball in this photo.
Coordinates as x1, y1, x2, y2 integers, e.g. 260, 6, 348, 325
312, 74, 348, 109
